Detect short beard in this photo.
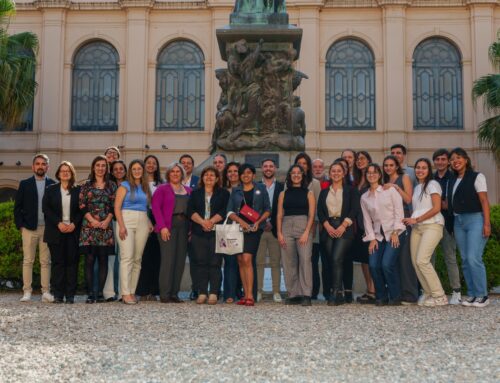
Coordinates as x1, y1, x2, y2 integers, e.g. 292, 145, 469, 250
263, 172, 274, 180
35, 169, 46, 177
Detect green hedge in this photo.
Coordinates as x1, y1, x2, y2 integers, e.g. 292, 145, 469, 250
0, 200, 85, 290
0, 200, 499, 292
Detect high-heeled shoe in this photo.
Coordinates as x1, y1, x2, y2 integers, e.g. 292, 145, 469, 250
236, 297, 247, 305
245, 298, 255, 306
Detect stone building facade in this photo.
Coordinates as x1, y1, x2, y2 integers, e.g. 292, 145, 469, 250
0, 0, 499, 203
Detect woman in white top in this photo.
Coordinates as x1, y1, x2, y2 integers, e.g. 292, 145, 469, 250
403, 158, 447, 307
361, 163, 406, 305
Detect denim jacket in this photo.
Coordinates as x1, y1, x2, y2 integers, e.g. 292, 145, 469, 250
227, 182, 271, 230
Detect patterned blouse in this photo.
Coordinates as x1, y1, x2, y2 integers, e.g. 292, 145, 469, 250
79, 180, 117, 248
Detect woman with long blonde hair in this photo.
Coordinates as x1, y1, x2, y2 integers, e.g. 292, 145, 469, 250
114, 159, 153, 305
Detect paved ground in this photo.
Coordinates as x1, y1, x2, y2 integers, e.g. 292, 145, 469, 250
0, 293, 498, 382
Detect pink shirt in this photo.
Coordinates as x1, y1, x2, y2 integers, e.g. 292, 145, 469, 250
361, 186, 406, 242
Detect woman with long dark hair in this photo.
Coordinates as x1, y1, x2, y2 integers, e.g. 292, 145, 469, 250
136, 155, 163, 301
43, 161, 82, 304
382, 154, 416, 304
188, 166, 229, 304
402, 158, 447, 307
277, 164, 316, 306
103, 160, 127, 302
318, 162, 360, 305
221, 161, 242, 303
351, 151, 376, 304
115, 160, 152, 305
361, 163, 406, 305
227, 163, 271, 306
79, 155, 117, 303
448, 148, 491, 307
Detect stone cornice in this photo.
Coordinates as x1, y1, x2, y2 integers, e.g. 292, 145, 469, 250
13, 0, 500, 11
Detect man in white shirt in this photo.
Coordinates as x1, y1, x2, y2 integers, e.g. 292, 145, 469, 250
14, 154, 55, 302
256, 159, 284, 302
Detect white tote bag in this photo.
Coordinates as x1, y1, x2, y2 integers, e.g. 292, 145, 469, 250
215, 212, 243, 255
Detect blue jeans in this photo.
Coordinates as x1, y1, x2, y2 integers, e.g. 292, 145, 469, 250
454, 213, 488, 297
368, 234, 403, 301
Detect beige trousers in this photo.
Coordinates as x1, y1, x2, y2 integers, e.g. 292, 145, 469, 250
117, 210, 150, 296
281, 215, 313, 298
256, 230, 282, 294
410, 223, 445, 298
21, 226, 51, 293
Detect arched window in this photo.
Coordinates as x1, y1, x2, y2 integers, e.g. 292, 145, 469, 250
71, 40, 119, 131
325, 39, 375, 130
413, 37, 463, 130
155, 40, 205, 131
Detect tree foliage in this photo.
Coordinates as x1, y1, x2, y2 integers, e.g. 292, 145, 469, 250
472, 32, 500, 164
0, 0, 38, 130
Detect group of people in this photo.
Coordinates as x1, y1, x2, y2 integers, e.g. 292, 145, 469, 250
13, 144, 491, 308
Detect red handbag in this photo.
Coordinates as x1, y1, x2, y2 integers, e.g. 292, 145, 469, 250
240, 204, 260, 223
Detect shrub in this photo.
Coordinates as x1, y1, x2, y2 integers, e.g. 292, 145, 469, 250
0, 200, 85, 290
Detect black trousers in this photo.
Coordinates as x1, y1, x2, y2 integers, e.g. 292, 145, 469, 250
136, 232, 161, 296
399, 229, 419, 302
343, 246, 353, 291
48, 233, 79, 299
312, 243, 331, 298
321, 233, 353, 295
191, 234, 222, 295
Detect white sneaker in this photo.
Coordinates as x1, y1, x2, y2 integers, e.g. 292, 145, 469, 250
449, 291, 462, 305
256, 292, 262, 302
417, 294, 429, 306
434, 295, 448, 306
41, 292, 55, 303
461, 296, 476, 307
20, 292, 32, 302
423, 295, 448, 307
273, 293, 282, 303
472, 296, 490, 308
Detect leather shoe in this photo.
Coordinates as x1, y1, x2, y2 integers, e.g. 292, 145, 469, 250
170, 296, 184, 303
284, 296, 302, 305
301, 296, 312, 306
65, 297, 74, 304
160, 297, 172, 303
53, 297, 64, 304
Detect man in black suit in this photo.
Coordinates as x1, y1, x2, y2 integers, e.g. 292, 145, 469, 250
14, 154, 56, 302
256, 158, 284, 302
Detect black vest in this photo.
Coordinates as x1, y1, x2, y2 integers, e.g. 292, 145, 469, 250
448, 170, 482, 214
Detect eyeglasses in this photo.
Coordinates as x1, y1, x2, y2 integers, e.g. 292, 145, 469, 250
59, 171, 71, 174
366, 172, 379, 176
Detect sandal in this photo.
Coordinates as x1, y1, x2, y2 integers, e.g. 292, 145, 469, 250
196, 294, 207, 304
245, 298, 255, 306
208, 294, 218, 305
356, 292, 376, 304
236, 297, 247, 305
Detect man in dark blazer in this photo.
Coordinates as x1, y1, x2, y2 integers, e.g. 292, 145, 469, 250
256, 158, 284, 302
180, 154, 199, 189
179, 154, 200, 299
14, 154, 55, 302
